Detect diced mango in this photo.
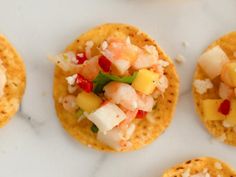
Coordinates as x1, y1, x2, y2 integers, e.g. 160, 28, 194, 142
202, 99, 236, 124
225, 100, 236, 126
202, 99, 226, 121
76, 92, 102, 112
221, 61, 236, 87
131, 69, 159, 95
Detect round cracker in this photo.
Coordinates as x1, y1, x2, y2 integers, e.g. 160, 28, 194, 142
53, 23, 179, 152
162, 157, 236, 177
192, 32, 236, 146
0, 35, 26, 127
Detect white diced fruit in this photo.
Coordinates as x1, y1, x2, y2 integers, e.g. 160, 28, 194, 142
97, 128, 123, 150
86, 102, 126, 133
198, 46, 229, 79
113, 59, 130, 75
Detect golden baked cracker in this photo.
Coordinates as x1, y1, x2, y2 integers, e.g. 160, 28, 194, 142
162, 157, 236, 177
53, 23, 179, 152
0, 35, 26, 127
193, 32, 236, 146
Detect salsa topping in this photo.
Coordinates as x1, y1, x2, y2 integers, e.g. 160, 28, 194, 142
50, 35, 170, 150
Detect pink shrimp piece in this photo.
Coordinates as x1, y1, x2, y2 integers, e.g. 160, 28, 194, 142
137, 93, 155, 112
104, 82, 138, 111
61, 95, 78, 112
151, 59, 169, 75
219, 82, 234, 99
77, 56, 100, 81
152, 89, 161, 99
132, 45, 159, 70
101, 37, 140, 75
118, 108, 138, 128
156, 75, 169, 93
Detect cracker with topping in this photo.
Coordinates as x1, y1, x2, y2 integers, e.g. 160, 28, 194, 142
52, 23, 179, 152
162, 157, 236, 177
193, 32, 236, 146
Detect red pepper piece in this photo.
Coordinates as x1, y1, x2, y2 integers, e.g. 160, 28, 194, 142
136, 110, 147, 119
76, 53, 87, 64
218, 99, 231, 116
76, 74, 93, 92
98, 55, 111, 72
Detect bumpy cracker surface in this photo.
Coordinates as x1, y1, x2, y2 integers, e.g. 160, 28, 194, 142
193, 32, 236, 146
53, 23, 179, 152
0, 35, 26, 127
162, 157, 236, 177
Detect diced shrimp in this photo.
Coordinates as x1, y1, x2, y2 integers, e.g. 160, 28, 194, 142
152, 89, 161, 99
48, 52, 80, 72
152, 59, 169, 75
104, 82, 138, 111
76, 56, 100, 81
137, 93, 155, 112
132, 45, 159, 70
119, 108, 138, 128
219, 82, 234, 99
156, 75, 169, 93
101, 37, 140, 75
61, 95, 78, 112
68, 85, 78, 94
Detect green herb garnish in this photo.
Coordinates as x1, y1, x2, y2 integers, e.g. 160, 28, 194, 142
75, 109, 84, 118
93, 72, 137, 94
91, 124, 99, 133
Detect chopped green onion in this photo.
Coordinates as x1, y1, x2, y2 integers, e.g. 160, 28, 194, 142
90, 124, 99, 133
93, 72, 137, 94
75, 109, 84, 118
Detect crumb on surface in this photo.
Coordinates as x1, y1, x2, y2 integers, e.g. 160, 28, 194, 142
182, 41, 189, 47
174, 54, 186, 64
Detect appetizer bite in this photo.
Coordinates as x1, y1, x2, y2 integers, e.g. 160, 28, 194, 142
0, 35, 26, 127
162, 157, 236, 177
50, 23, 179, 151
193, 32, 236, 146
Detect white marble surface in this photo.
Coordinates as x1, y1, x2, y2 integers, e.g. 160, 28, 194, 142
0, 0, 236, 176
